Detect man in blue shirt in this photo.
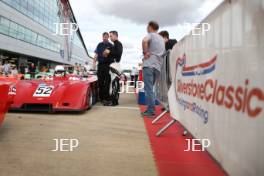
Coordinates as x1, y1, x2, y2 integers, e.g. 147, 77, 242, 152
93, 32, 113, 103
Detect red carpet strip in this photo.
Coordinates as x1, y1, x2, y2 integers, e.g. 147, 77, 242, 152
140, 105, 227, 176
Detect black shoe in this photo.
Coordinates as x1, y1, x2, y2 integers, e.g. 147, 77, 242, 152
101, 100, 108, 104
103, 101, 112, 106
104, 102, 117, 106
141, 110, 155, 118
112, 101, 119, 106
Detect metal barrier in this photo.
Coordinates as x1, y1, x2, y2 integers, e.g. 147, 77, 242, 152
152, 50, 178, 136
155, 50, 172, 107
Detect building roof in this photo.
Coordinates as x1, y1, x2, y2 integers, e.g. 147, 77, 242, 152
61, 0, 93, 60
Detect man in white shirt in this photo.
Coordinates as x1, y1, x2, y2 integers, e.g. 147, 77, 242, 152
131, 66, 139, 88
3, 61, 11, 76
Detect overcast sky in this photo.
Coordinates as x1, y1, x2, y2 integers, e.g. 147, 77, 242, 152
70, 0, 223, 69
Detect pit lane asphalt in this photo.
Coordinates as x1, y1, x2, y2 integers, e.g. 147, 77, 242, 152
0, 93, 157, 176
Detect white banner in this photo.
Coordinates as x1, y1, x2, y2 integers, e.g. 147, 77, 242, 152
168, 0, 264, 175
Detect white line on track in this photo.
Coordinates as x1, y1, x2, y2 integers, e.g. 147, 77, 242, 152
94, 105, 139, 110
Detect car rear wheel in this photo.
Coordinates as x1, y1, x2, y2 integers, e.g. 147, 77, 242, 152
87, 89, 93, 110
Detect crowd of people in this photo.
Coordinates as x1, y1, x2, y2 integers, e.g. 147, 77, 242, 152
0, 61, 19, 76
0, 60, 91, 79
0, 61, 46, 78
71, 62, 91, 76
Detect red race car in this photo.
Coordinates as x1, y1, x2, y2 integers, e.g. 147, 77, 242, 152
10, 69, 98, 112
0, 75, 22, 83
0, 81, 16, 125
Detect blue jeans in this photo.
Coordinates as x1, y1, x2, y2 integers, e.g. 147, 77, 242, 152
143, 67, 160, 112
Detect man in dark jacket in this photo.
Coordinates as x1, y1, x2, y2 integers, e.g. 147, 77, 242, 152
19, 63, 26, 74
159, 31, 177, 51
103, 31, 123, 63
103, 31, 123, 106
29, 63, 36, 79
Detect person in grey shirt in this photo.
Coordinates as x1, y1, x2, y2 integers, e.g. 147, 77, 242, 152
141, 21, 165, 117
